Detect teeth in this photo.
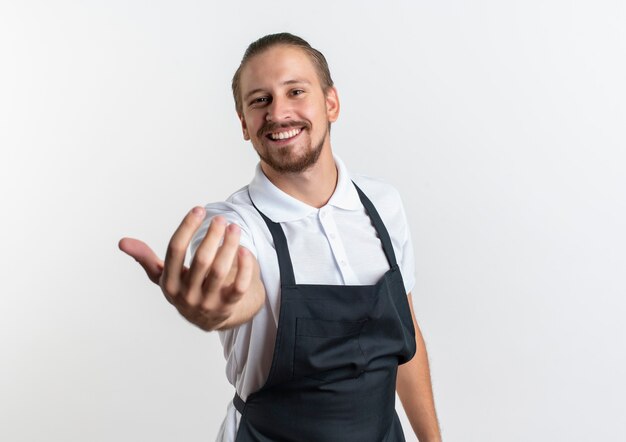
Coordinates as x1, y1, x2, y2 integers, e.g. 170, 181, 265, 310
270, 128, 301, 140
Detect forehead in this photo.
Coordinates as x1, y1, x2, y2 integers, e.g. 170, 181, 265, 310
240, 45, 321, 94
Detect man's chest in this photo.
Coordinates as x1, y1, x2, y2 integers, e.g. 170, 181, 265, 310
276, 207, 391, 285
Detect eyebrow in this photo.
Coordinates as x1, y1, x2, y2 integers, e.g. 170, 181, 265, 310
244, 79, 312, 101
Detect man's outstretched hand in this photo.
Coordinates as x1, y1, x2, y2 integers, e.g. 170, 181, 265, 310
119, 207, 265, 331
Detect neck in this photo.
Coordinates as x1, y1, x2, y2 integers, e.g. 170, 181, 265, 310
260, 145, 338, 208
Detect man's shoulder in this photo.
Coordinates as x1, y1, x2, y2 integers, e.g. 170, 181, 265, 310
190, 184, 263, 259
225, 184, 253, 206
202, 185, 253, 213
350, 173, 404, 210
199, 184, 267, 239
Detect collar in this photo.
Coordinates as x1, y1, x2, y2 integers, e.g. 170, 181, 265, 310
248, 154, 362, 223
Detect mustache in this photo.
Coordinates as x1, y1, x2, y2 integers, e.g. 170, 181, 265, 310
258, 121, 310, 138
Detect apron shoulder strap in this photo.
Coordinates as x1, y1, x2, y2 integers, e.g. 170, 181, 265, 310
247, 182, 399, 286
248, 194, 297, 287
352, 181, 399, 269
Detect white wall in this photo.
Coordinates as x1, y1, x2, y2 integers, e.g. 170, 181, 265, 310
1, 1, 624, 441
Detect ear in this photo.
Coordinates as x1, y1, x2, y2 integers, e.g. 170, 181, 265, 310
238, 112, 251, 140
325, 86, 340, 123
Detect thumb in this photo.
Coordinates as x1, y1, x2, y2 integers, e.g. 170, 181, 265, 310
118, 237, 165, 285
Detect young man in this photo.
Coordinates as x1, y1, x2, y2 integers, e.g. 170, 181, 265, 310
120, 33, 441, 442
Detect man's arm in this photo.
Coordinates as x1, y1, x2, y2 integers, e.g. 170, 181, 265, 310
396, 292, 442, 442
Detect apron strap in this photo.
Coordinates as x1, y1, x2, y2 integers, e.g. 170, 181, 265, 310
248, 182, 399, 286
233, 392, 246, 414
352, 181, 399, 269
248, 194, 297, 287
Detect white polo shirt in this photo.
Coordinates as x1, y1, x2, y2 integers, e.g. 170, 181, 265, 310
188, 154, 416, 442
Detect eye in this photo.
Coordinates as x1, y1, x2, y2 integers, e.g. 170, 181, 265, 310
291, 89, 305, 96
250, 96, 270, 106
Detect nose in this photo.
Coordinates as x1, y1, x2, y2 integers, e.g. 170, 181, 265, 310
265, 96, 292, 122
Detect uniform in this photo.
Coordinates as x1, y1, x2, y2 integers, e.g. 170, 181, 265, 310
189, 154, 417, 441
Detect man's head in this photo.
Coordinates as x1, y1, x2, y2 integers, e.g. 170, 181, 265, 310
232, 33, 334, 116
232, 33, 340, 174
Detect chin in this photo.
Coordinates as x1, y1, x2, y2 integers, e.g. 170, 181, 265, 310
262, 146, 322, 174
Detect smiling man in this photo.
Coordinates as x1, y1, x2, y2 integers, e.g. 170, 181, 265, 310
236, 43, 334, 178
120, 33, 441, 442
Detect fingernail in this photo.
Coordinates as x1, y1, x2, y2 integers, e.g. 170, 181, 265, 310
229, 223, 240, 233
192, 207, 204, 217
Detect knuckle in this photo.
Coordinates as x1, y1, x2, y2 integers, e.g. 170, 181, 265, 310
166, 240, 185, 256
232, 281, 247, 296
197, 305, 224, 324
177, 294, 194, 310
208, 264, 228, 281
162, 281, 179, 296
193, 253, 211, 268
197, 304, 213, 316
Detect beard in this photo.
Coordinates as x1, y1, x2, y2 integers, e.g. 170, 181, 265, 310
254, 122, 328, 174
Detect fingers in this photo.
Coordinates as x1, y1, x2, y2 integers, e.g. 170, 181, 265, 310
201, 223, 241, 297
185, 216, 227, 303
161, 207, 206, 297
118, 237, 165, 285
223, 247, 254, 305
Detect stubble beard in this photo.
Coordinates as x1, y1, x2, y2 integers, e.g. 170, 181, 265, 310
255, 126, 327, 174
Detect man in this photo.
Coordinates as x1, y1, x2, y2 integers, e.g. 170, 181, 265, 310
119, 33, 441, 442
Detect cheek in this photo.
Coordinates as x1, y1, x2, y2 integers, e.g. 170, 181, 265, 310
297, 106, 321, 125
244, 116, 262, 135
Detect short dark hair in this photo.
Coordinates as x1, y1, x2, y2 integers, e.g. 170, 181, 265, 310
231, 33, 334, 115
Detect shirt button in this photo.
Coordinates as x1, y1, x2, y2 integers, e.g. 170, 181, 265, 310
320, 211, 326, 218
329, 233, 336, 239
340, 260, 347, 266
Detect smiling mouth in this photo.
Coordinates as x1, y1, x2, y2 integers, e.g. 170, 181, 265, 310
266, 127, 303, 141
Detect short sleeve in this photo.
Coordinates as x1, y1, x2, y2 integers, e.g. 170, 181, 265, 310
396, 195, 416, 295
186, 202, 258, 267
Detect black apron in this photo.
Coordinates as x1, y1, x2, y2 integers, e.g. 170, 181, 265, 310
234, 183, 416, 442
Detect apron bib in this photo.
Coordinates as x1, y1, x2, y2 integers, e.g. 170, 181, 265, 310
234, 183, 416, 441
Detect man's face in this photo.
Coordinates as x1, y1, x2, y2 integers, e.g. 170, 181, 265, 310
238, 45, 339, 174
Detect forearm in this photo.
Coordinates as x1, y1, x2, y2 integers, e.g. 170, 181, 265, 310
396, 294, 442, 441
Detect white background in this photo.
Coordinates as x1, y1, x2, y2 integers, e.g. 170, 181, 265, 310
1, 1, 625, 441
